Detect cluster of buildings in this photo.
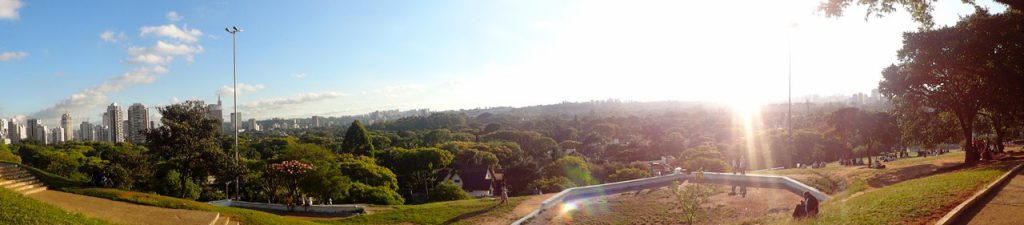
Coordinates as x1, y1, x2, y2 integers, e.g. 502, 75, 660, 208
0, 103, 151, 145
0, 97, 253, 145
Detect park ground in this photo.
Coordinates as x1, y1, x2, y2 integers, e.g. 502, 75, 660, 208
525, 148, 1024, 225
2, 165, 559, 225
5, 148, 1022, 225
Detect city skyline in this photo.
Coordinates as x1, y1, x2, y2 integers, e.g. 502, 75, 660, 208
0, 0, 1009, 125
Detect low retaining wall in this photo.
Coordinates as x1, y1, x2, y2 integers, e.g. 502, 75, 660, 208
511, 172, 828, 225
209, 200, 364, 215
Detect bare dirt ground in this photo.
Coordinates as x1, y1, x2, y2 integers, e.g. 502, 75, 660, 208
471, 193, 554, 225
29, 190, 219, 225
530, 184, 800, 225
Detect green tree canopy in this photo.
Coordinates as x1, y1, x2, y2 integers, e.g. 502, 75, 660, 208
146, 101, 231, 198
341, 120, 375, 157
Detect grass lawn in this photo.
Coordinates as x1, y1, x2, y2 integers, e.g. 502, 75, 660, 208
323, 197, 528, 225
0, 186, 112, 225
784, 160, 1018, 225
67, 188, 322, 225
755, 151, 965, 194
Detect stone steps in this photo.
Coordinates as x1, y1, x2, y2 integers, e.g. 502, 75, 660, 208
0, 163, 48, 195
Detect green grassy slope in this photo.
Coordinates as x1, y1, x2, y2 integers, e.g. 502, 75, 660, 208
0, 187, 112, 225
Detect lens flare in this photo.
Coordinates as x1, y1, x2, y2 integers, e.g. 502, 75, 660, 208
561, 201, 579, 213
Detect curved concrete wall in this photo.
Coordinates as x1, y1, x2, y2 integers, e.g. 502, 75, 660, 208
209, 200, 364, 214
511, 172, 828, 225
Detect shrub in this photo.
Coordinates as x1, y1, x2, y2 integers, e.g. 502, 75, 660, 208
0, 146, 20, 163
427, 180, 471, 202
607, 167, 650, 182
527, 176, 575, 194
345, 182, 405, 205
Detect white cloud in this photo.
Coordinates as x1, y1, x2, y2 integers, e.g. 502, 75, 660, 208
34, 15, 206, 123
140, 24, 203, 43
290, 73, 308, 79
126, 40, 204, 64
367, 84, 427, 98
32, 66, 168, 121
0, 51, 27, 61
100, 30, 127, 43
166, 11, 183, 22
218, 83, 266, 96
0, 0, 22, 20
243, 91, 349, 110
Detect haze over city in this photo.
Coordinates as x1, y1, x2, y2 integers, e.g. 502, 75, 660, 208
0, 0, 1008, 125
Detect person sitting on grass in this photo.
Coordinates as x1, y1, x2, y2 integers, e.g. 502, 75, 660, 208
803, 191, 819, 216
792, 200, 806, 218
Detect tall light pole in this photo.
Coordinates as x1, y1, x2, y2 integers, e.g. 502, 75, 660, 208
787, 22, 797, 167
225, 26, 242, 199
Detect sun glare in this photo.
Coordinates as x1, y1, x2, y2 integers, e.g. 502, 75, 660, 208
561, 201, 579, 214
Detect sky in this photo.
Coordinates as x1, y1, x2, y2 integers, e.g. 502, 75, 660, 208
0, 0, 1009, 126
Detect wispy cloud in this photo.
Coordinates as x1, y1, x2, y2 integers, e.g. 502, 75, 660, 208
32, 66, 168, 121
100, 30, 127, 43
126, 40, 204, 64
33, 17, 205, 122
242, 91, 349, 112
290, 73, 308, 79
364, 84, 427, 98
0, 51, 27, 61
166, 11, 184, 22
0, 0, 23, 20
140, 24, 203, 43
218, 83, 266, 96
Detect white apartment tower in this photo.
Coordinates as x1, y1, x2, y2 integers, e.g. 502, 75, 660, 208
50, 127, 65, 144
79, 121, 95, 141
27, 119, 42, 143
61, 112, 74, 142
127, 103, 149, 143
106, 103, 125, 143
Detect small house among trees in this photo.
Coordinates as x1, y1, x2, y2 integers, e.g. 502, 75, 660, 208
438, 164, 499, 197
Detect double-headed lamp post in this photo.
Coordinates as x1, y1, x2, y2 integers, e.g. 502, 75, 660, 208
225, 26, 242, 200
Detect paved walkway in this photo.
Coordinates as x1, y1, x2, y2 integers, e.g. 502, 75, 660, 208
28, 190, 219, 225
958, 169, 1024, 225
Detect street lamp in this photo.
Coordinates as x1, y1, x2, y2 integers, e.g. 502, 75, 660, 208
225, 26, 242, 199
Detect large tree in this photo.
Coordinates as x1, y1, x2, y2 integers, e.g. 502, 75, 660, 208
879, 11, 1024, 163
146, 101, 231, 198
341, 120, 375, 157
819, 0, 1023, 28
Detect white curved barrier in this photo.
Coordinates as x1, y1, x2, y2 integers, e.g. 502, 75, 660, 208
511, 172, 828, 225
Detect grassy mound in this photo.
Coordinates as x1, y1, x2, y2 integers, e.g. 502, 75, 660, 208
0, 187, 111, 225
790, 161, 1017, 225
325, 197, 527, 225
68, 188, 320, 225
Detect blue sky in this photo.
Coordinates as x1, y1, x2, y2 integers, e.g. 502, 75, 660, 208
0, 0, 1008, 125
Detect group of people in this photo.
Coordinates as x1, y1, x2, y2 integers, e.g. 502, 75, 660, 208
838, 157, 886, 169
792, 191, 820, 219
731, 157, 748, 175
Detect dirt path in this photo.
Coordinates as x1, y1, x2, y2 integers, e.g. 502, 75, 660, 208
476, 194, 554, 225
957, 166, 1024, 225
28, 190, 219, 225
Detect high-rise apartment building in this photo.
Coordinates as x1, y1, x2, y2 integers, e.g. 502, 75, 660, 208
34, 124, 48, 144
79, 121, 95, 141
106, 103, 125, 143
127, 103, 149, 143
207, 96, 224, 121
61, 112, 74, 142
27, 119, 41, 143
50, 127, 65, 144
230, 112, 242, 132
95, 125, 110, 143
